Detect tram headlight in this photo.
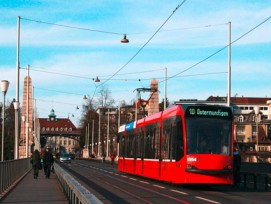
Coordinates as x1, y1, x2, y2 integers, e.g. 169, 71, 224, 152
187, 164, 193, 169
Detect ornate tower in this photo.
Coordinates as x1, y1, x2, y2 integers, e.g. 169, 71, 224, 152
148, 78, 159, 116
19, 76, 33, 158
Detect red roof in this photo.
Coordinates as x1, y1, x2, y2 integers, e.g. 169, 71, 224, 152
231, 97, 271, 105
39, 118, 76, 129
207, 96, 271, 105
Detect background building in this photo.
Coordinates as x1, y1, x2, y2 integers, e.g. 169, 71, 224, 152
37, 109, 81, 155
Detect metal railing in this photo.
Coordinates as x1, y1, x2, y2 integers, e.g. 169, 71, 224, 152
241, 172, 271, 191
240, 162, 271, 191
54, 163, 102, 204
0, 158, 31, 198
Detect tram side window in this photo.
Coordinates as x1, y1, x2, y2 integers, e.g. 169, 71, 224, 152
144, 123, 159, 159
144, 128, 153, 158
172, 116, 184, 161
136, 128, 143, 158
162, 116, 183, 161
119, 134, 125, 157
162, 118, 172, 160
126, 131, 135, 158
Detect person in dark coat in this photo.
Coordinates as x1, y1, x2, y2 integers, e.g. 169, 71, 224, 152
233, 149, 242, 187
43, 147, 54, 179
31, 149, 41, 179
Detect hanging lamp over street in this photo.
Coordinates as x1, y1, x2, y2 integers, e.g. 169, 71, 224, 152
121, 34, 129, 43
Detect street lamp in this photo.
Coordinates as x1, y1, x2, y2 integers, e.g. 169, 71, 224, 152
227, 21, 231, 107
106, 108, 109, 157
254, 107, 260, 157
15, 16, 21, 160
1, 80, 10, 161
13, 101, 20, 159
21, 115, 26, 157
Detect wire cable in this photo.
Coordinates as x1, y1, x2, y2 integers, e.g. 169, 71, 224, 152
20, 17, 124, 35
159, 15, 271, 84
97, 0, 187, 87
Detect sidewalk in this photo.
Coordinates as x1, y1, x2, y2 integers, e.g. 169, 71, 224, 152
1, 169, 68, 204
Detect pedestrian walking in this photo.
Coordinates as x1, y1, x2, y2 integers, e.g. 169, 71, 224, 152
31, 149, 42, 179
233, 148, 242, 187
43, 147, 54, 179
110, 153, 116, 165
101, 153, 106, 164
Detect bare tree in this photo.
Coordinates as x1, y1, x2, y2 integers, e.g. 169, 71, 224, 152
95, 85, 115, 108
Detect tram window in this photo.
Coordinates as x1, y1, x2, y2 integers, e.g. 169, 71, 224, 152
173, 116, 184, 161
119, 134, 125, 157
126, 131, 135, 158
144, 123, 159, 159
186, 118, 232, 155
162, 116, 183, 161
136, 130, 143, 158
144, 129, 153, 158
162, 118, 173, 160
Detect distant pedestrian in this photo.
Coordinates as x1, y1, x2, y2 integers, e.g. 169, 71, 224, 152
43, 147, 54, 179
233, 149, 241, 187
110, 153, 116, 165
31, 149, 42, 179
101, 153, 106, 164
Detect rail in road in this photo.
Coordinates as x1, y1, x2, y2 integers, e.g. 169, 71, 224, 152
59, 159, 271, 204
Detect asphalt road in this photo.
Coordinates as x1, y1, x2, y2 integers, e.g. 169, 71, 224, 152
59, 160, 270, 204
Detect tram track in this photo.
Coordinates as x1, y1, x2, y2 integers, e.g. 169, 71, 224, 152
59, 160, 270, 204
60, 160, 195, 204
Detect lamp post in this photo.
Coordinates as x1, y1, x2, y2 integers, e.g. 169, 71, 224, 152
164, 67, 167, 111
92, 120, 94, 155
1, 80, 10, 161
13, 101, 20, 159
98, 107, 101, 157
106, 108, 109, 157
254, 106, 260, 160
21, 115, 26, 157
15, 16, 21, 160
227, 21, 231, 107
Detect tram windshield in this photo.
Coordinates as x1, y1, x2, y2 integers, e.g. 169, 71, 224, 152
186, 118, 232, 155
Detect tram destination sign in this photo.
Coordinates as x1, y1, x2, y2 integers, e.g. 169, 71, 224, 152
185, 106, 232, 119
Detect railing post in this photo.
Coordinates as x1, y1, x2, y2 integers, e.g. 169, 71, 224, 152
265, 175, 268, 191
243, 173, 247, 188
254, 174, 257, 190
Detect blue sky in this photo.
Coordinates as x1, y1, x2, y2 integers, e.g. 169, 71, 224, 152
1, 0, 271, 126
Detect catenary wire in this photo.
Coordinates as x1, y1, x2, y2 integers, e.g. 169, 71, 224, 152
97, 0, 187, 87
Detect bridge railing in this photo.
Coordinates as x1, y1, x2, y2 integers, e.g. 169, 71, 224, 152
54, 162, 102, 204
240, 162, 271, 191
0, 158, 31, 198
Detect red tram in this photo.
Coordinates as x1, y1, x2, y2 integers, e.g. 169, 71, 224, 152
118, 104, 234, 185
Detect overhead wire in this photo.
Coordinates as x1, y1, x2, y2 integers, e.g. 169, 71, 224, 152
20, 17, 124, 35
159, 15, 271, 84
97, 0, 187, 87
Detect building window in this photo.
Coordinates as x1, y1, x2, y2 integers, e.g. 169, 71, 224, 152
55, 127, 58, 131
238, 116, 244, 122
69, 128, 72, 132
51, 127, 54, 131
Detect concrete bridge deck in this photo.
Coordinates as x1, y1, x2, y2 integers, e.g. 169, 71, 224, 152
1, 169, 68, 204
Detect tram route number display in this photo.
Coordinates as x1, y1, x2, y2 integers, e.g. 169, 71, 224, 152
185, 106, 232, 118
